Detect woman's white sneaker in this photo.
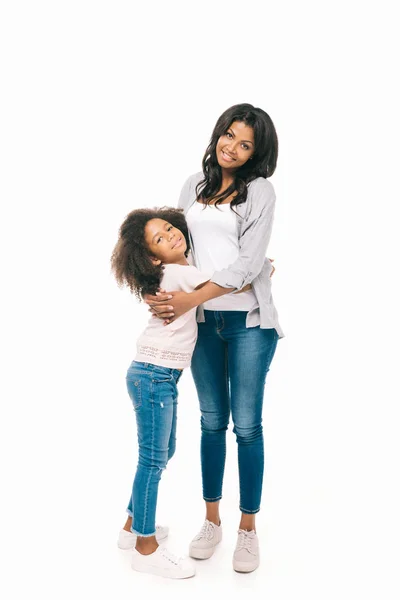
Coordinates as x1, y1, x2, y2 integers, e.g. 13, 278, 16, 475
189, 519, 222, 559
117, 525, 169, 550
131, 546, 196, 579
232, 529, 260, 572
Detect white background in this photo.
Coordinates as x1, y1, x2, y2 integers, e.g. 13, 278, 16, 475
1, 1, 399, 598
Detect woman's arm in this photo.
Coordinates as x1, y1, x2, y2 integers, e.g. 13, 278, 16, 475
167, 282, 234, 318
146, 178, 276, 321
145, 281, 252, 323
210, 178, 276, 290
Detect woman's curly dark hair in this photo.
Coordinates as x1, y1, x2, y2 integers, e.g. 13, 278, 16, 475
196, 103, 278, 210
111, 207, 189, 300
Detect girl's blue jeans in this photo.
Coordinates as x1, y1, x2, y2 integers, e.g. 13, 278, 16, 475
191, 311, 279, 514
125, 361, 182, 537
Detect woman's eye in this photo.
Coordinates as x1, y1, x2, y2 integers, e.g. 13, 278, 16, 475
226, 132, 232, 138
242, 144, 249, 150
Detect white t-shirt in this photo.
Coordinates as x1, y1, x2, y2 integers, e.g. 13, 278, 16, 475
186, 201, 258, 311
135, 263, 209, 369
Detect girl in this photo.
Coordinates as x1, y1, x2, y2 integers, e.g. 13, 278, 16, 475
145, 104, 284, 573
110, 206, 210, 579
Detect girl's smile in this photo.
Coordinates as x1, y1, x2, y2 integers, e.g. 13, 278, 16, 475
172, 237, 183, 249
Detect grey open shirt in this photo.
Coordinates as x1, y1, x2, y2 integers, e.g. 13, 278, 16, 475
178, 172, 284, 338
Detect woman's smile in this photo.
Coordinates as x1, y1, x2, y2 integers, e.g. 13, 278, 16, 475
221, 149, 236, 163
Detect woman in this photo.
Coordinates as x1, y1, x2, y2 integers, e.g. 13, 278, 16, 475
145, 103, 283, 573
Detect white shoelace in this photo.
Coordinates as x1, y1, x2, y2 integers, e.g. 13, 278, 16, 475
194, 520, 215, 542
236, 530, 256, 555
159, 547, 184, 566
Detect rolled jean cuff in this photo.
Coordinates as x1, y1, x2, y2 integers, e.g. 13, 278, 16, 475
126, 509, 133, 517
240, 506, 260, 515
130, 527, 157, 537
203, 495, 222, 502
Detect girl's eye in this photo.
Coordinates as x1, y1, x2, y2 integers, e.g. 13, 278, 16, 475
242, 144, 249, 150
157, 226, 172, 242
226, 132, 233, 138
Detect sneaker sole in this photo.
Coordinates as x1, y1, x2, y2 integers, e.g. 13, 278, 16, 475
131, 563, 195, 579
189, 544, 219, 559
232, 559, 260, 573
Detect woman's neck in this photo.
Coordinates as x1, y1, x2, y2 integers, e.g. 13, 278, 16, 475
220, 169, 235, 190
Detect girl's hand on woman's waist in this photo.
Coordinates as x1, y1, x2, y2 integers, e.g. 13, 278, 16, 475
269, 258, 275, 277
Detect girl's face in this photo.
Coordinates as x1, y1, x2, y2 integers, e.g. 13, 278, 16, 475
145, 219, 187, 265
216, 120, 255, 171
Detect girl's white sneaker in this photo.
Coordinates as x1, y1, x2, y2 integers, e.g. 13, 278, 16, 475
117, 525, 169, 550
131, 546, 196, 579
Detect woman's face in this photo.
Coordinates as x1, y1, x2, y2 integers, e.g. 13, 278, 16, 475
216, 120, 255, 170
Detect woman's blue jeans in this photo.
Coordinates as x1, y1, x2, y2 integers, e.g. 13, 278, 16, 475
191, 311, 279, 514
125, 361, 182, 536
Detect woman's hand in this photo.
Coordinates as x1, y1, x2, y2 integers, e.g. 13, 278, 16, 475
144, 289, 196, 324
144, 289, 174, 319
161, 291, 196, 324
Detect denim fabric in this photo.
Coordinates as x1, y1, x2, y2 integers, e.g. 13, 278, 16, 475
191, 311, 278, 514
125, 361, 182, 536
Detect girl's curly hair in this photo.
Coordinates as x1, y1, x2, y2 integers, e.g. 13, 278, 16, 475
111, 206, 189, 300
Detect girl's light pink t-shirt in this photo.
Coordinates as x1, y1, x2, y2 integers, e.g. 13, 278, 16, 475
134, 263, 209, 369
